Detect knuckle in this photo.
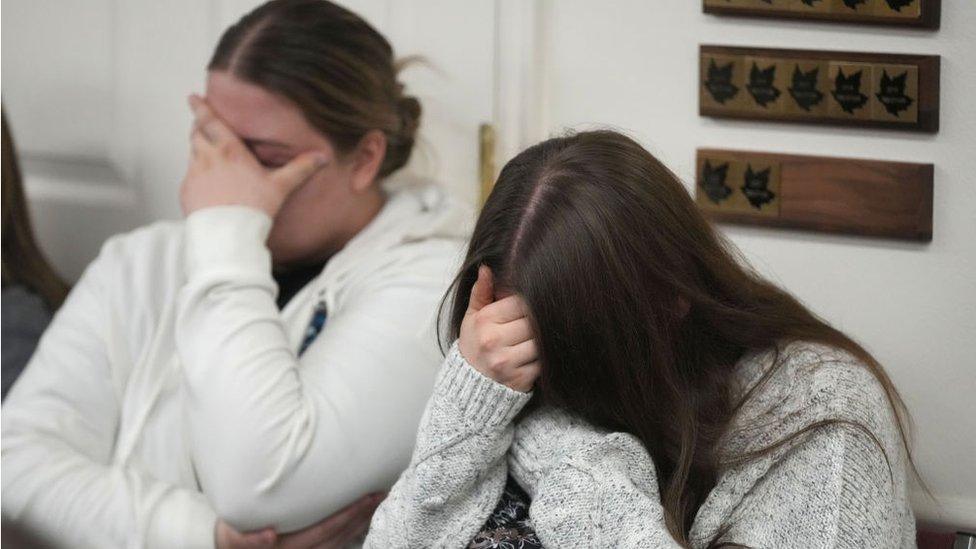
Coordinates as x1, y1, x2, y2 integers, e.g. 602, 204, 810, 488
473, 311, 491, 329
487, 353, 509, 373
217, 141, 234, 156
477, 331, 497, 351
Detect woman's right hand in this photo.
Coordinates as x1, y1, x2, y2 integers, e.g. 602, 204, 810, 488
458, 266, 540, 393
181, 95, 327, 220
215, 492, 385, 549
215, 521, 276, 549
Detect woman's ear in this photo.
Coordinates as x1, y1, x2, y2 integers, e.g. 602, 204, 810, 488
349, 130, 387, 193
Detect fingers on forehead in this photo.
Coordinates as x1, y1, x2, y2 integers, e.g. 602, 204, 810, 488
190, 130, 213, 153
189, 96, 237, 144
188, 95, 214, 119
201, 117, 234, 144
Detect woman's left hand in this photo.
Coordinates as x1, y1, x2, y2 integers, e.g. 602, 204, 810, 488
458, 266, 541, 393
180, 94, 328, 218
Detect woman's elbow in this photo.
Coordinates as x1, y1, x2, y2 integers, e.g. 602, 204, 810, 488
206, 472, 329, 533
209, 487, 294, 533
200, 459, 283, 530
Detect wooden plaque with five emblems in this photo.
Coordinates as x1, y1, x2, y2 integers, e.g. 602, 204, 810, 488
699, 45, 940, 132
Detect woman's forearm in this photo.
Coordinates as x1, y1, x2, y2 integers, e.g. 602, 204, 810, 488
365, 344, 531, 549
177, 206, 311, 528
509, 407, 682, 547
178, 206, 458, 532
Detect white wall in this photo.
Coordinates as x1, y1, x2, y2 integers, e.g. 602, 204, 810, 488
3, 0, 972, 531
537, 0, 975, 529
2, 1, 116, 160
3, 0, 217, 280
2, 0, 141, 281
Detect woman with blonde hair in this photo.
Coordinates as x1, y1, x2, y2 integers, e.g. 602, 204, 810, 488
2, 2, 468, 547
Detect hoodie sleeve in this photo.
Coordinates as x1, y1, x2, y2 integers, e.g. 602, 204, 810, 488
1, 236, 217, 549
176, 205, 462, 533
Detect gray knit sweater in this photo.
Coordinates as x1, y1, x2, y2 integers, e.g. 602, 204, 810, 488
364, 341, 915, 548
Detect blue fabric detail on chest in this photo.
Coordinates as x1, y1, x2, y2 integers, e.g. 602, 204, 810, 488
298, 301, 328, 357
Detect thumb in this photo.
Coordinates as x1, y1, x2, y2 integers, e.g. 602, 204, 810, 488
272, 152, 328, 195
467, 265, 494, 313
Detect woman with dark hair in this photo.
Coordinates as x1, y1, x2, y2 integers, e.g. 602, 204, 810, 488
366, 130, 916, 548
2, 1, 468, 547
1, 111, 70, 400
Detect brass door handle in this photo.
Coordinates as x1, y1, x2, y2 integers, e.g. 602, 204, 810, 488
479, 123, 496, 205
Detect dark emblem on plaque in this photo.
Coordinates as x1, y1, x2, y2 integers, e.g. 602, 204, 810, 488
704, 59, 739, 105
746, 63, 781, 108
831, 69, 868, 114
884, 0, 916, 12
788, 66, 824, 111
875, 70, 914, 116
741, 165, 776, 209
700, 160, 732, 205
842, 0, 868, 8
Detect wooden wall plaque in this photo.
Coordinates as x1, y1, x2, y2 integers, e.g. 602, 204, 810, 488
695, 148, 933, 241
703, 0, 941, 29
700, 45, 940, 132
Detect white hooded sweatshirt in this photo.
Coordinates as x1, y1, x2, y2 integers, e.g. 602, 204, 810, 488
2, 182, 471, 548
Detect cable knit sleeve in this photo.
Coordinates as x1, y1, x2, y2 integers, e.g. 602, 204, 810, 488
364, 342, 532, 549
705, 354, 912, 549
508, 361, 910, 548
713, 424, 903, 548
510, 406, 683, 548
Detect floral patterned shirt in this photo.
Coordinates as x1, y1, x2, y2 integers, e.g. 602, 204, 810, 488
468, 475, 543, 549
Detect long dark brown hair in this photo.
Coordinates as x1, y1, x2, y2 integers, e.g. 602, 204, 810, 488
443, 130, 915, 545
208, 0, 420, 178
2, 111, 69, 309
